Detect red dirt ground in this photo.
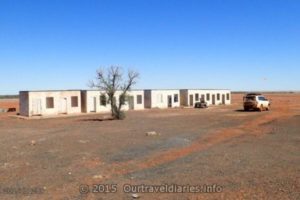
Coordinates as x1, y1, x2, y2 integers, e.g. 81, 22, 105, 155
0, 93, 299, 200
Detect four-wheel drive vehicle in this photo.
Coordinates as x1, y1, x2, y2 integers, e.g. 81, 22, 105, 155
194, 98, 208, 108
243, 93, 271, 111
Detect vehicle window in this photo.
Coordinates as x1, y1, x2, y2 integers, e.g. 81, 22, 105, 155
258, 96, 265, 101
246, 96, 255, 101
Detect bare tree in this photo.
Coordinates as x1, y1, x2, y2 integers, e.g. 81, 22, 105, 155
90, 66, 139, 119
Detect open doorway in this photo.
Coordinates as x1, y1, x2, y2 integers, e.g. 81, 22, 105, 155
212, 94, 216, 105
168, 95, 172, 108
189, 94, 194, 107
128, 96, 134, 110
222, 94, 226, 104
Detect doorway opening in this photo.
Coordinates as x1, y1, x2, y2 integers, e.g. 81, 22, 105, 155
212, 94, 216, 105
168, 95, 172, 108
32, 98, 42, 116
189, 94, 194, 106
222, 94, 226, 104
59, 98, 68, 114
128, 96, 134, 110
90, 97, 97, 112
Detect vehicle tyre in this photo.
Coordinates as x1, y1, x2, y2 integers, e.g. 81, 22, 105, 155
244, 107, 249, 111
266, 106, 270, 111
259, 105, 264, 112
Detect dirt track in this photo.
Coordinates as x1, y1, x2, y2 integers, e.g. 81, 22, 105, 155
0, 94, 299, 200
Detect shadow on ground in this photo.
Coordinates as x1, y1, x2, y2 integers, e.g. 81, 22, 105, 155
235, 109, 258, 112
78, 117, 115, 122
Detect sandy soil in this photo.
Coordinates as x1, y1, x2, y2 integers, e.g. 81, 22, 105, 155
0, 94, 299, 200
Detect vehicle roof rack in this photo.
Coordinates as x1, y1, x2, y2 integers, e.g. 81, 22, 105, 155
246, 93, 262, 96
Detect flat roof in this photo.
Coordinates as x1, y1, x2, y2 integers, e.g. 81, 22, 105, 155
20, 89, 145, 93
144, 89, 230, 91
20, 90, 82, 92
20, 88, 231, 92
180, 89, 231, 91
84, 89, 144, 91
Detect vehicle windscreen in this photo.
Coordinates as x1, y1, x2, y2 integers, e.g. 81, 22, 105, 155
258, 96, 266, 101
245, 96, 255, 101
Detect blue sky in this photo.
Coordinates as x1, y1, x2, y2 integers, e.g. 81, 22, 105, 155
0, 0, 299, 94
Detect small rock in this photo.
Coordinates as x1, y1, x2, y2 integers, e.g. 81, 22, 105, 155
78, 140, 90, 144
132, 193, 140, 199
146, 131, 160, 136
3, 163, 9, 168
68, 172, 72, 175
93, 175, 104, 179
30, 140, 36, 146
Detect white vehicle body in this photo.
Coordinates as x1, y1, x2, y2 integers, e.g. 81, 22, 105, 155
243, 93, 271, 111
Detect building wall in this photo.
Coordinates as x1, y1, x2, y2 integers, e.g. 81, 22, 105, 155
179, 89, 188, 107
180, 90, 231, 107
19, 89, 231, 117
127, 90, 145, 110
82, 90, 145, 113
145, 90, 180, 109
19, 91, 29, 116
24, 91, 81, 117
83, 90, 110, 113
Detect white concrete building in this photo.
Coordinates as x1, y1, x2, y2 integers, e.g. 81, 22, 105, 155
128, 90, 145, 110
81, 90, 144, 114
180, 89, 231, 107
19, 89, 231, 117
144, 89, 180, 109
19, 90, 81, 117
